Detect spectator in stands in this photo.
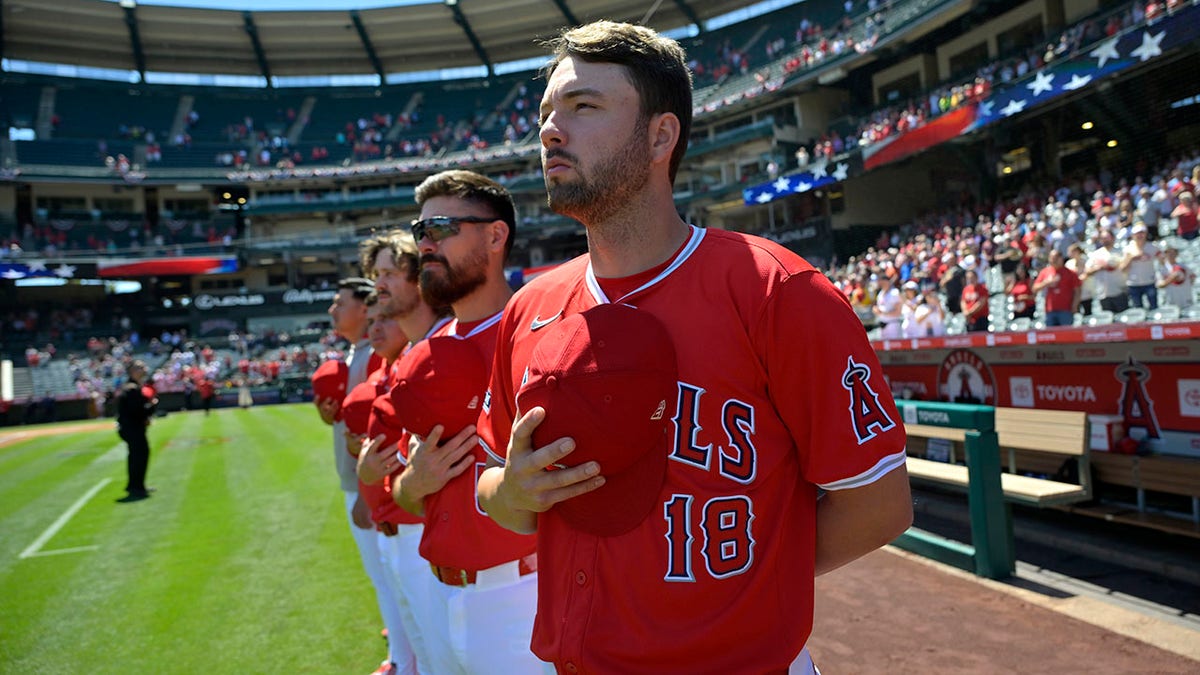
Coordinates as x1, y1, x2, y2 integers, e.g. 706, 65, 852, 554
899, 280, 923, 337
1087, 229, 1129, 313
1172, 191, 1198, 240
1007, 262, 1036, 320
1157, 246, 1194, 309
1066, 243, 1095, 316
939, 252, 966, 314
991, 233, 1023, 285
1034, 250, 1082, 327
913, 280, 947, 337
1135, 186, 1161, 234
961, 269, 990, 332
1120, 223, 1160, 310
872, 274, 903, 338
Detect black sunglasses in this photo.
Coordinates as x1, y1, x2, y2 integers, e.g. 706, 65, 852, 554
409, 215, 495, 243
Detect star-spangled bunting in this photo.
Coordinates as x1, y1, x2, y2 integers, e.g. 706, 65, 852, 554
1026, 71, 1055, 96
743, 164, 848, 205
1089, 37, 1120, 68
1130, 30, 1164, 62
744, 4, 1198, 206
0, 261, 95, 280
1001, 98, 1027, 117
1062, 74, 1093, 91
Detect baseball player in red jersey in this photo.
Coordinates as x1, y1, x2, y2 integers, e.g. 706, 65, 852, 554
476, 21, 912, 674
354, 232, 453, 674
316, 277, 403, 675
379, 170, 544, 674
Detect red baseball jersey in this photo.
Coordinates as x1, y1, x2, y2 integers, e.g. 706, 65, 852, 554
402, 312, 537, 570
356, 362, 422, 528
1034, 266, 1080, 313
479, 227, 908, 673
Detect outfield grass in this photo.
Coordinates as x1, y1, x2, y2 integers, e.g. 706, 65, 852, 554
0, 404, 388, 674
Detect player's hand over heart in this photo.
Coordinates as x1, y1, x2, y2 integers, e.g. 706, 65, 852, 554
399, 424, 478, 503
357, 434, 399, 485
498, 406, 605, 515
350, 493, 373, 530
315, 397, 339, 425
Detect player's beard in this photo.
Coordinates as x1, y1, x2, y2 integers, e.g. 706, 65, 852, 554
419, 248, 488, 309
382, 282, 421, 319
545, 117, 650, 226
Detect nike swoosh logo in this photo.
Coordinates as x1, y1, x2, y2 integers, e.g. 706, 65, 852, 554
530, 312, 563, 331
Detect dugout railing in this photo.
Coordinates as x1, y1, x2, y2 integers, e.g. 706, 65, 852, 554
892, 401, 1015, 580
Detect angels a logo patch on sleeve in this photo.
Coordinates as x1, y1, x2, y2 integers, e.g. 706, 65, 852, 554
841, 356, 896, 444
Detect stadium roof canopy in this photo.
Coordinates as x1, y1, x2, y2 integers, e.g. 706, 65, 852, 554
2, 0, 763, 84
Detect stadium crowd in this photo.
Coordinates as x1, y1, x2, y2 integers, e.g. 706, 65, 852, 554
828, 153, 1200, 337
836, 0, 1158, 154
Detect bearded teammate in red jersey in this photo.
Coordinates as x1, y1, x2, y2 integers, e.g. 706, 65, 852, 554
476, 21, 913, 674
382, 170, 544, 674
353, 232, 452, 675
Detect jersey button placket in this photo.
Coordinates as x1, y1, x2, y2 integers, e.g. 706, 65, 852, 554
575, 570, 587, 586
564, 662, 578, 673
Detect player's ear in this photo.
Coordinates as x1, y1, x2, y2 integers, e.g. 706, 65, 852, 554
487, 219, 510, 255
648, 112, 680, 168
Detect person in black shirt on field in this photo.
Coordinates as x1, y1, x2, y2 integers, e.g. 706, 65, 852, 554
116, 361, 156, 502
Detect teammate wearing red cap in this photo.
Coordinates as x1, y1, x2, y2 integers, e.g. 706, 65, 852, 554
355, 232, 451, 674
384, 169, 543, 674
477, 21, 912, 674
316, 277, 400, 675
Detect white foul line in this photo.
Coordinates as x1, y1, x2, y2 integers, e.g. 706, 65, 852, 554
23, 545, 101, 558
19, 478, 112, 559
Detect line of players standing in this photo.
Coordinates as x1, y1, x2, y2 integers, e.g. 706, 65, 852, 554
314, 170, 542, 674
307, 19, 914, 675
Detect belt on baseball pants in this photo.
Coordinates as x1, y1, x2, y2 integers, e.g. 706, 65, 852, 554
378, 522, 422, 537
430, 553, 537, 588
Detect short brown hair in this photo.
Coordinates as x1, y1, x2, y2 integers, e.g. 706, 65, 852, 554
542, 20, 693, 183
359, 231, 419, 283
414, 170, 516, 259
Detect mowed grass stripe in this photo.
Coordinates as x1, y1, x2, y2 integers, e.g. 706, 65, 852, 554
0, 429, 118, 503
1, 405, 386, 674
3, 412, 211, 671
0, 431, 125, 566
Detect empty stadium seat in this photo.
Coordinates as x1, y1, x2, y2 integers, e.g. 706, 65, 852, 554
1151, 306, 1181, 322
1117, 308, 1148, 324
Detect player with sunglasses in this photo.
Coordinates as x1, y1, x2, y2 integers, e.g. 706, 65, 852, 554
408, 215, 498, 244
384, 170, 544, 674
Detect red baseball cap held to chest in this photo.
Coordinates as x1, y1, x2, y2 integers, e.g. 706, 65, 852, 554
517, 302, 678, 537
311, 359, 349, 420
386, 335, 488, 441
343, 379, 382, 438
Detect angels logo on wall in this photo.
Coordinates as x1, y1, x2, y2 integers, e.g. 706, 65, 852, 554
937, 349, 995, 405
1115, 356, 1161, 439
